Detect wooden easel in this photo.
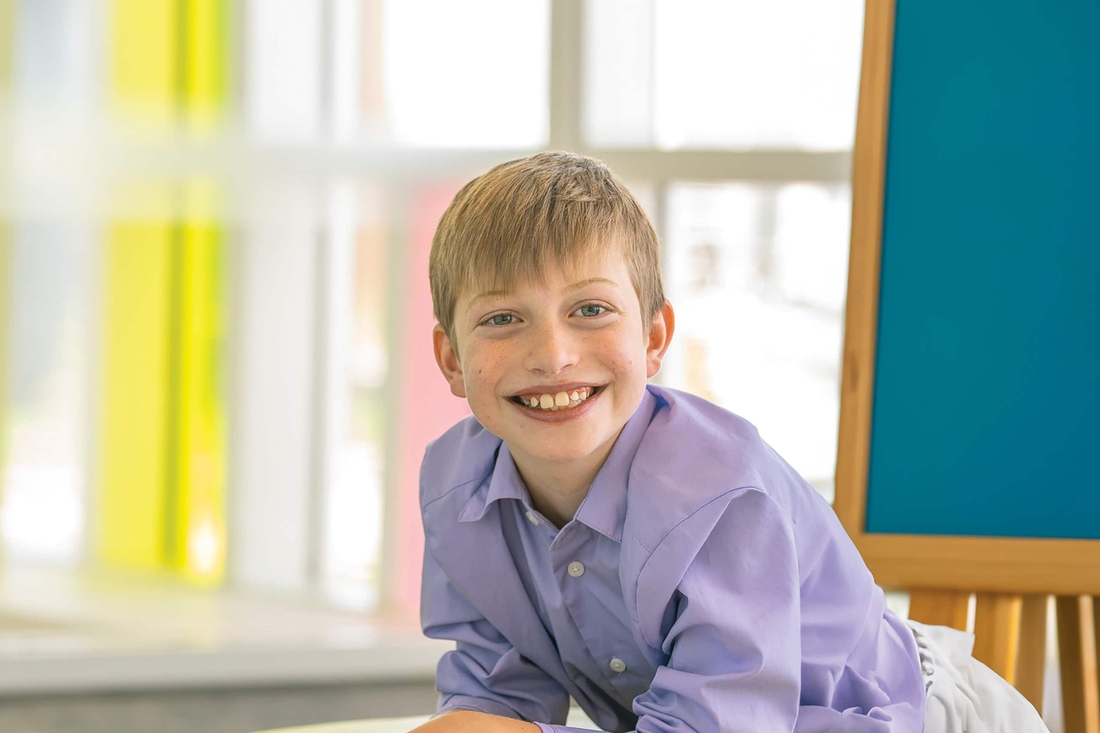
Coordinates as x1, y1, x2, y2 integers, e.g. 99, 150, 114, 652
835, 2, 1100, 731
898, 591, 1098, 731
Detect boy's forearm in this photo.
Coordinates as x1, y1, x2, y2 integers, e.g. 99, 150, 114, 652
409, 710, 541, 733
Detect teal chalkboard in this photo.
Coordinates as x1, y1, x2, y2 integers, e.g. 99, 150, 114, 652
834, 0, 1100, 596
864, 0, 1100, 539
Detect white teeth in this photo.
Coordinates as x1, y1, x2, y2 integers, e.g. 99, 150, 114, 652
517, 387, 596, 411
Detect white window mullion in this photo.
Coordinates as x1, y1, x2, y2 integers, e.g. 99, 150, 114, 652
582, 0, 655, 148
246, 0, 323, 142
229, 188, 321, 592
329, 0, 362, 142
0, 228, 92, 566
316, 180, 385, 610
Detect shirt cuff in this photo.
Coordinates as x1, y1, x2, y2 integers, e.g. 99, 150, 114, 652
436, 696, 528, 721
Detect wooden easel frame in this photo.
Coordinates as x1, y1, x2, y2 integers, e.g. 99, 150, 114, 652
836, 2, 1100, 727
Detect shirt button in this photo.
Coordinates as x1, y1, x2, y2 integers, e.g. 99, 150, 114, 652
525, 511, 540, 526
609, 658, 627, 674
567, 561, 585, 578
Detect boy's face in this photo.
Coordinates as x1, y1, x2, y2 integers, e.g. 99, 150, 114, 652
433, 247, 674, 472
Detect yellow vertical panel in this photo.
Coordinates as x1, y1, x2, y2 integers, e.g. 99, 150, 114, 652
182, 0, 227, 130
174, 182, 226, 584
175, 0, 228, 585
110, 0, 178, 122
98, 227, 174, 571
104, 0, 179, 569
104, 0, 233, 581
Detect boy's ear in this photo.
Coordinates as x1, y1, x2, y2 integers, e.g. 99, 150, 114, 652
645, 300, 676, 379
433, 323, 467, 399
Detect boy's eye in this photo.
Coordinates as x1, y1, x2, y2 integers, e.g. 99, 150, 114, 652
486, 313, 514, 326
577, 304, 606, 318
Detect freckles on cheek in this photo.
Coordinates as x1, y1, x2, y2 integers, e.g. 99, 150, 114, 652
468, 345, 509, 383
485, 345, 509, 368
587, 333, 630, 371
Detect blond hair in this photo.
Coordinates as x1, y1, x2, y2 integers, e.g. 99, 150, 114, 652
429, 151, 665, 342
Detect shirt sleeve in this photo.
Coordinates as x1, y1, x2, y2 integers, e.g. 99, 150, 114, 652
629, 488, 803, 733
421, 547, 571, 725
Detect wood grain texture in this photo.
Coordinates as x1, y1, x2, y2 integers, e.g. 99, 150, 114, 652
834, 0, 895, 539
1057, 596, 1099, 733
908, 590, 970, 631
973, 593, 1022, 684
856, 534, 1100, 596
1094, 597, 1100, 732
1015, 595, 1049, 716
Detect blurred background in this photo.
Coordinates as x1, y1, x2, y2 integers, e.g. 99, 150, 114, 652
0, 0, 865, 731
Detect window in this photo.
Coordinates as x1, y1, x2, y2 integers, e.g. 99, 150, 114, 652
0, 0, 863, 613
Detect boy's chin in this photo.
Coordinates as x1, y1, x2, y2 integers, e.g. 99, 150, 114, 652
509, 437, 601, 465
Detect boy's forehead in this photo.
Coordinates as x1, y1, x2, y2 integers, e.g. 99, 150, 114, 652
459, 247, 627, 307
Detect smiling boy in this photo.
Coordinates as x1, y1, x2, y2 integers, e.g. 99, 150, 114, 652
410, 153, 1046, 733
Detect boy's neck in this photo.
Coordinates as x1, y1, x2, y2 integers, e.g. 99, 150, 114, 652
510, 427, 624, 530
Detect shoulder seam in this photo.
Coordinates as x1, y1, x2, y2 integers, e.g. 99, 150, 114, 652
633, 484, 769, 649
649, 484, 765, 553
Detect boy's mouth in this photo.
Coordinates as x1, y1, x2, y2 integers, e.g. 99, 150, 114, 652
510, 386, 600, 412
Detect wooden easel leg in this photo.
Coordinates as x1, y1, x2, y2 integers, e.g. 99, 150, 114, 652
974, 592, 1022, 685
1093, 597, 1100, 732
909, 589, 970, 631
1015, 594, 1048, 715
1056, 596, 1099, 733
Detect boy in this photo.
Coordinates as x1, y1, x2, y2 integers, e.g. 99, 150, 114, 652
412, 153, 1046, 732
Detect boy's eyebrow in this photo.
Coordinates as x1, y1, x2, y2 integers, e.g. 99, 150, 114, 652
465, 289, 512, 313
564, 277, 618, 292
465, 278, 619, 313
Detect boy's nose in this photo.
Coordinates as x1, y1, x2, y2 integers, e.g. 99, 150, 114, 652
523, 322, 578, 375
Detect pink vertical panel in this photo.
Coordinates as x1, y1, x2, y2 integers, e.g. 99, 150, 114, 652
396, 184, 471, 613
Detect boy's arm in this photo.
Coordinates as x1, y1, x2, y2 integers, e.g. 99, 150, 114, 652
421, 548, 571, 726
409, 710, 539, 732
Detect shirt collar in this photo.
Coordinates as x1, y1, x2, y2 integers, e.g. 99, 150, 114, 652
457, 441, 530, 523
572, 387, 658, 542
457, 387, 660, 538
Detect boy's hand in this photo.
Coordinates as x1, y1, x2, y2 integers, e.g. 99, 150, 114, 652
408, 710, 541, 733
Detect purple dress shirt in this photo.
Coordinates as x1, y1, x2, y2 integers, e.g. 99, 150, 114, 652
420, 386, 925, 732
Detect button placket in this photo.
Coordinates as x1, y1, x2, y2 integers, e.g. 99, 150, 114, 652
551, 528, 645, 694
